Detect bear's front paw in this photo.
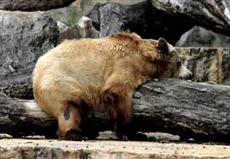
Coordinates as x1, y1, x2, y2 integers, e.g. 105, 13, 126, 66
58, 129, 82, 140
116, 131, 129, 141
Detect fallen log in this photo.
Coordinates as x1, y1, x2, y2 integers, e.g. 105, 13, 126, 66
0, 79, 230, 142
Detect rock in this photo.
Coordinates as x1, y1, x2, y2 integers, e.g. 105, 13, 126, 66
46, 0, 144, 26
177, 48, 230, 85
46, 1, 83, 26
87, 1, 193, 43
176, 26, 230, 47
57, 16, 99, 44
0, 0, 75, 11
0, 11, 59, 99
150, 0, 230, 37
99, 3, 125, 37
86, 0, 230, 44
57, 26, 81, 44
144, 132, 180, 142
57, 21, 69, 33
77, 16, 99, 38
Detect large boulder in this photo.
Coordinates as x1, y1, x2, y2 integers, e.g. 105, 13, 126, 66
0, 11, 59, 99
0, 0, 75, 11
150, 0, 230, 37
176, 26, 230, 47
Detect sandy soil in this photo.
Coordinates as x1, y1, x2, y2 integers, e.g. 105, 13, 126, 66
1, 139, 230, 159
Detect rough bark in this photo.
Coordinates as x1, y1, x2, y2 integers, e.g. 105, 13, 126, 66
0, 79, 230, 142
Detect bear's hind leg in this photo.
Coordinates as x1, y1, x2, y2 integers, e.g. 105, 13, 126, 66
57, 101, 84, 140
103, 86, 134, 140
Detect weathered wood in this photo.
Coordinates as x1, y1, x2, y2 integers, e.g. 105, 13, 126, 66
0, 92, 57, 138
0, 79, 230, 142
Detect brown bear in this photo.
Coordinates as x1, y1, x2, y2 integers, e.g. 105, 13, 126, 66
33, 32, 192, 140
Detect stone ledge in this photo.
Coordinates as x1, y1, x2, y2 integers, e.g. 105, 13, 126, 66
1, 139, 230, 159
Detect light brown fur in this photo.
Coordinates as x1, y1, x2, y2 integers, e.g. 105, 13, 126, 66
33, 32, 192, 140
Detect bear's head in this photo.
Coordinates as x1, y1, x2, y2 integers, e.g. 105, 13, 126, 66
143, 37, 193, 79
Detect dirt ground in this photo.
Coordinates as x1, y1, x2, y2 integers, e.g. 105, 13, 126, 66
1, 139, 230, 159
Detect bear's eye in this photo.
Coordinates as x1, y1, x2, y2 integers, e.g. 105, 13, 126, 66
169, 53, 173, 58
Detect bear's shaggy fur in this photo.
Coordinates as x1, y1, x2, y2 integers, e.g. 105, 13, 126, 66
33, 32, 192, 140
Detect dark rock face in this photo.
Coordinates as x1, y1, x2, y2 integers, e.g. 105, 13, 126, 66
0, 0, 75, 11
87, 1, 193, 44
87, 0, 230, 45
125, 1, 193, 45
0, 11, 59, 99
150, 0, 230, 37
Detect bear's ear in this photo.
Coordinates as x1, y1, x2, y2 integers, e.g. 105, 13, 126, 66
157, 38, 169, 54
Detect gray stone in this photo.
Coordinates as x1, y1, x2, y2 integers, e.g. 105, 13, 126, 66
0, 0, 75, 11
0, 11, 59, 99
57, 16, 99, 44
150, 0, 230, 37
46, 0, 144, 26
176, 26, 230, 47
77, 16, 99, 38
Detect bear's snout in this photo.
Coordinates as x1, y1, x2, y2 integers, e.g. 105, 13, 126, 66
178, 65, 193, 79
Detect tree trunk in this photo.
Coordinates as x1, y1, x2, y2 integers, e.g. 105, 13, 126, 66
0, 79, 230, 142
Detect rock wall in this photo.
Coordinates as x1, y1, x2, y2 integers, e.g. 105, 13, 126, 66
177, 48, 230, 85
0, 11, 58, 99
